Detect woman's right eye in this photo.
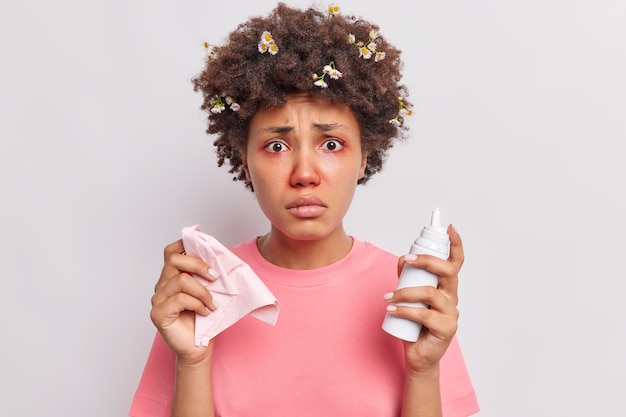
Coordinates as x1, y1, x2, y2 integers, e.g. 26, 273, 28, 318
265, 141, 287, 153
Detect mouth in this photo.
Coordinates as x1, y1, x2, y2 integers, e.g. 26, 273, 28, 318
286, 196, 328, 218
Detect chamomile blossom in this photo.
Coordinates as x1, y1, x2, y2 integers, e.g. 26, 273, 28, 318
258, 31, 278, 55
389, 117, 401, 126
211, 103, 226, 114
204, 42, 218, 61
224, 96, 240, 111
389, 97, 412, 125
351, 30, 385, 61
210, 94, 240, 113
359, 45, 372, 59
328, 4, 340, 16
314, 61, 342, 88
313, 76, 329, 88
323, 62, 343, 79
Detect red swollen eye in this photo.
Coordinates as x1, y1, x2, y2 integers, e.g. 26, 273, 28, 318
323, 139, 343, 151
266, 141, 286, 153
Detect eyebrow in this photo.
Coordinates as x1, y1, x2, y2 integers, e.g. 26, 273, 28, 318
314, 123, 345, 132
258, 123, 346, 134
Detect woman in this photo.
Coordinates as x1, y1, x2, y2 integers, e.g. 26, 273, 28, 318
130, 4, 479, 417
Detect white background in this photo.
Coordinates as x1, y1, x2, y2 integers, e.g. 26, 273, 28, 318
1, 0, 625, 416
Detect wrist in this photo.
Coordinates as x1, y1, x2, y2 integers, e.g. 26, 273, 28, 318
402, 364, 442, 417
406, 363, 440, 382
176, 343, 215, 368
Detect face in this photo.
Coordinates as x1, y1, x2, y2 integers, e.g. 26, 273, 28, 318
243, 93, 367, 243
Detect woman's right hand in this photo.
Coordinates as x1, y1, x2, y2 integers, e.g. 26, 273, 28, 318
150, 239, 218, 363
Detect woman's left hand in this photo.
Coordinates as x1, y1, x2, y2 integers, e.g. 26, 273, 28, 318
384, 224, 464, 374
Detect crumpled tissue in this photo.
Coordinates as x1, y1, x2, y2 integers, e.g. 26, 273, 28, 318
181, 225, 279, 346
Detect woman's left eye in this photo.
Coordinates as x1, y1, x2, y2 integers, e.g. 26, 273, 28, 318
322, 139, 343, 152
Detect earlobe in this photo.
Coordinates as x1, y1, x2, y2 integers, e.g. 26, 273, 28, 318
242, 157, 251, 181
358, 153, 368, 179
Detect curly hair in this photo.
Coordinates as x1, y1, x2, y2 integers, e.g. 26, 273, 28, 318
192, 3, 411, 191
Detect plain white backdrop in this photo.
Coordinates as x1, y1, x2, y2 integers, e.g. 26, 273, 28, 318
1, 0, 625, 416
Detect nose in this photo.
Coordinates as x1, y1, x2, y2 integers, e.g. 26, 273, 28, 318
289, 148, 320, 187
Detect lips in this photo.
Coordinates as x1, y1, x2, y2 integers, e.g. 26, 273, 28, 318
286, 196, 328, 218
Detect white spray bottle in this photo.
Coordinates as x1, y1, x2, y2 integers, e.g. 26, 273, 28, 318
382, 207, 450, 342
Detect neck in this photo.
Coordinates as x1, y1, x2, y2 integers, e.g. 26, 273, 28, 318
256, 226, 353, 270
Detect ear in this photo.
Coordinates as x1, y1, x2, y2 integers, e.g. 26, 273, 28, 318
358, 152, 368, 180
242, 152, 251, 181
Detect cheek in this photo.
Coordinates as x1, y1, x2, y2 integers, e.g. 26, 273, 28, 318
244, 158, 277, 188
324, 154, 365, 181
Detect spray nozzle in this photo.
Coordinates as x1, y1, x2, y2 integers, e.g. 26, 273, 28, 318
428, 207, 448, 234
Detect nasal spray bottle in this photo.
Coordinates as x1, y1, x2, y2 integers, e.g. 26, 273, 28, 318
382, 207, 450, 342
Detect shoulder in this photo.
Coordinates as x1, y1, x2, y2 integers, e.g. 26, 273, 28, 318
228, 237, 258, 259
342, 238, 400, 282
355, 238, 399, 264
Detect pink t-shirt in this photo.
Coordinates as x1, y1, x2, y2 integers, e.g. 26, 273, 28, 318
130, 238, 479, 417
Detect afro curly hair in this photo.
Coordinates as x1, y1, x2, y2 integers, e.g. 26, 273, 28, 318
192, 3, 411, 191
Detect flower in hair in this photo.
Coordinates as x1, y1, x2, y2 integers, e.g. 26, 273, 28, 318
210, 94, 240, 113
389, 97, 412, 126
258, 31, 279, 55
328, 4, 340, 16
312, 74, 328, 88
348, 30, 385, 62
313, 61, 343, 88
225, 96, 240, 111
358, 44, 372, 59
204, 42, 219, 61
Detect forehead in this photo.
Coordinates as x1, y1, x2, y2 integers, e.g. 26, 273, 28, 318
251, 93, 358, 125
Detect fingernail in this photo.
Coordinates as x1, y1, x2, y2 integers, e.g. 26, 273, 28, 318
383, 292, 394, 300
451, 223, 459, 234
208, 268, 219, 279
386, 305, 397, 312
404, 254, 418, 262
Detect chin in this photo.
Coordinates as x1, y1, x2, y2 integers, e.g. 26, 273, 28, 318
274, 223, 334, 242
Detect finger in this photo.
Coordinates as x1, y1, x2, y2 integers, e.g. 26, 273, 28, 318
395, 255, 458, 305
400, 226, 463, 292
385, 288, 459, 340
447, 224, 464, 268
401, 253, 457, 280
156, 252, 217, 295
434, 224, 463, 299
164, 239, 185, 260
152, 272, 216, 311
386, 285, 458, 317
397, 256, 404, 277
170, 253, 217, 281
387, 305, 458, 341
163, 239, 216, 281
399, 224, 464, 274
150, 292, 212, 329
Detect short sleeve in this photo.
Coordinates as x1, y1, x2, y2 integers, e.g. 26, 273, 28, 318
128, 333, 176, 417
440, 336, 480, 417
